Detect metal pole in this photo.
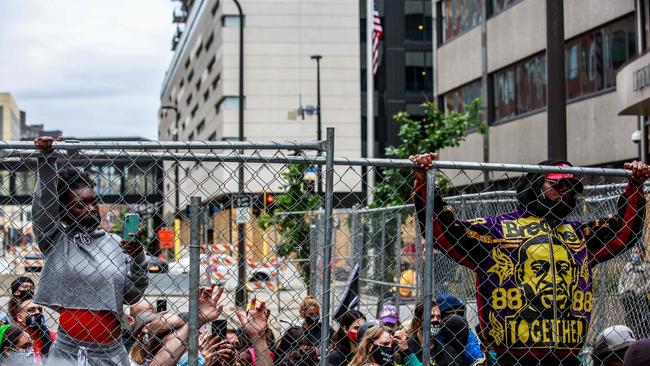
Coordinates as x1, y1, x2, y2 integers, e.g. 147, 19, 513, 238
376, 213, 386, 314
319, 128, 335, 366
175, 111, 180, 217
188, 197, 202, 366
232, 0, 247, 308
546, 0, 567, 160
393, 213, 402, 306
480, 0, 490, 188
422, 169, 437, 364
311, 55, 324, 195
366, 0, 375, 204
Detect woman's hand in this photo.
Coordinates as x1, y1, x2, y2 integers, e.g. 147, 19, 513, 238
625, 160, 650, 185
235, 298, 270, 341
198, 284, 224, 325
409, 152, 438, 182
34, 136, 62, 152
394, 330, 409, 352
203, 338, 237, 366
121, 228, 144, 258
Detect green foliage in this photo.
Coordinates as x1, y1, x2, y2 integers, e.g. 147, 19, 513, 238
258, 164, 321, 282
370, 98, 486, 207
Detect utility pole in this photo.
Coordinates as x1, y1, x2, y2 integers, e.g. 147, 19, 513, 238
546, 0, 567, 160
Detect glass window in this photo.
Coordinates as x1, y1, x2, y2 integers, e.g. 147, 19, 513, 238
86, 166, 120, 196
14, 170, 35, 196
565, 15, 636, 99
515, 55, 547, 114
405, 52, 433, 93
603, 16, 636, 88
440, 0, 483, 44
0, 170, 10, 196
490, 0, 523, 16
443, 80, 482, 113
405, 0, 433, 42
124, 165, 157, 195
493, 67, 517, 121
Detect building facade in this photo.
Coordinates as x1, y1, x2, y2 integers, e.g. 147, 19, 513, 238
0, 93, 22, 141
361, 0, 434, 159
617, 0, 650, 164
159, 0, 362, 217
435, 0, 640, 178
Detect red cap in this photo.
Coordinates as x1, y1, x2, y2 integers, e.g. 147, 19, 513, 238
545, 163, 577, 180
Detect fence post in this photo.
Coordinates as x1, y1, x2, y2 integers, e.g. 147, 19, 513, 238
393, 213, 402, 306
414, 214, 422, 301
188, 196, 202, 366
351, 211, 362, 268
319, 128, 335, 366
376, 212, 387, 314
422, 169, 437, 365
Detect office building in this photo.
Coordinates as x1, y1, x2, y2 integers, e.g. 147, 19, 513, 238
0, 93, 22, 141
435, 0, 640, 179
159, 0, 361, 216
361, 0, 434, 159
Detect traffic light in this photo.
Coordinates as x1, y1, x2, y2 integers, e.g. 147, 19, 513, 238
264, 192, 276, 214
252, 192, 276, 217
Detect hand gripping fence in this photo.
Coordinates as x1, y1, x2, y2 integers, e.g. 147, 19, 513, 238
0, 130, 647, 366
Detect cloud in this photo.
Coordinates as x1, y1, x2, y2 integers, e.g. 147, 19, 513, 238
0, 0, 176, 139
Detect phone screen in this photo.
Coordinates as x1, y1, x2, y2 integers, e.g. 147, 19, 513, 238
155, 299, 167, 312
211, 319, 228, 339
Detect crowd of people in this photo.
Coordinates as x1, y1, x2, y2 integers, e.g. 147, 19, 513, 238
0, 138, 647, 365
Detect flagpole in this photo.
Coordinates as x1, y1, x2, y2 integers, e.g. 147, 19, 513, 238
366, 0, 375, 205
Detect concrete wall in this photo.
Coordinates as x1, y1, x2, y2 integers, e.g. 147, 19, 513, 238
0, 93, 21, 141
437, 28, 482, 94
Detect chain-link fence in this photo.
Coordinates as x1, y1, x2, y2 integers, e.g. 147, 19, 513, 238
0, 131, 647, 366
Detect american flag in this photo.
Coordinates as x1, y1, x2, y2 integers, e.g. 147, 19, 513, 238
372, 1, 383, 76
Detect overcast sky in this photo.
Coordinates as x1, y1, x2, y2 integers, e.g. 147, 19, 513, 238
0, 1, 176, 139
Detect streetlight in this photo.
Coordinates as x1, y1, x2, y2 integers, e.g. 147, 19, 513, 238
232, 0, 247, 309
160, 105, 180, 218
310, 55, 323, 194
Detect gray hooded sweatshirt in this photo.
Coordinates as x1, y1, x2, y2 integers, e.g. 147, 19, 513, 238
32, 157, 148, 315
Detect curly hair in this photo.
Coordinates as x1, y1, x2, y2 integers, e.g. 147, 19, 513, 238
298, 296, 320, 319
0, 325, 26, 353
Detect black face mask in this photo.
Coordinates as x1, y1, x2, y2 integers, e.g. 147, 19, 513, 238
371, 345, 394, 366
535, 196, 577, 220
25, 313, 45, 330
15, 289, 34, 301
305, 316, 319, 326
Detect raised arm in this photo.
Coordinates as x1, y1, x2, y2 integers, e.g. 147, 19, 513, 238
32, 137, 62, 254
411, 153, 492, 271
586, 161, 649, 264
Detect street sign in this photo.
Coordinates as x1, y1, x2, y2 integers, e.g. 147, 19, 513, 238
235, 195, 250, 208
235, 207, 250, 224
157, 228, 174, 250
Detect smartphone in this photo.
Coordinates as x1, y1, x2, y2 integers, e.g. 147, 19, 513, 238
211, 319, 227, 339
156, 299, 167, 313
122, 213, 141, 241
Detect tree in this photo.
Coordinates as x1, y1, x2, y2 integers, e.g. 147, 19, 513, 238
258, 164, 321, 283
370, 99, 486, 208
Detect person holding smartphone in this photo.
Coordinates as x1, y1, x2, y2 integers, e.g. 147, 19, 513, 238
32, 136, 149, 365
